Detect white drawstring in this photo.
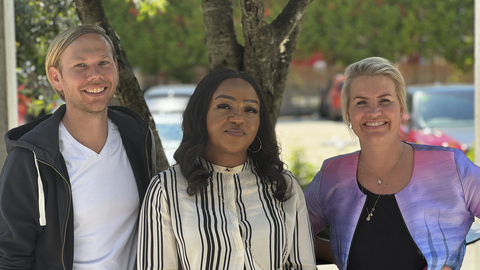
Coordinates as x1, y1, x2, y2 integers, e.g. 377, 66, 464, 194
33, 152, 46, 226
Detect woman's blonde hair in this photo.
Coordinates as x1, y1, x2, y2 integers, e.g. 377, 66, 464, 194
341, 56, 406, 128
45, 25, 116, 101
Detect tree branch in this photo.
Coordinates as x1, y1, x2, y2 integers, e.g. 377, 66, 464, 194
239, 0, 272, 79
240, 0, 267, 32
270, 0, 313, 45
202, 0, 243, 71
239, 0, 278, 125
202, 0, 313, 126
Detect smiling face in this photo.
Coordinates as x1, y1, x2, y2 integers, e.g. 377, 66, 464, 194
348, 75, 403, 145
203, 78, 260, 167
48, 33, 118, 117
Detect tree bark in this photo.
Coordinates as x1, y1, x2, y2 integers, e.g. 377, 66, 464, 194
74, 0, 169, 173
202, 0, 313, 126
202, 0, 244, 71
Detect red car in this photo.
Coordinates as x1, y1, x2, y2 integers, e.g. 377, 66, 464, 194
319, 74, 346, 120
399, 84, 474, 154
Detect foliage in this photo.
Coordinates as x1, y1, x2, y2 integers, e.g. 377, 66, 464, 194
286, 146, 330, 239
296, 0, 474, 71
130, 0, 168, 20
230, 0, 292, 47
287, 147, 318, 190
16, 0, 475, 112
103, 0, 207, 83
317, 225, 330, 240
466, 148, 475, 163
15, 0, 79, 117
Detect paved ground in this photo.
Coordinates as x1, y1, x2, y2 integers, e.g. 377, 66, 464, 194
275, 115, 359, 169
275, 116, 479, 269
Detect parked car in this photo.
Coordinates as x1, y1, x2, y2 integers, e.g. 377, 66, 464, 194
144, 84, 195, 164
319, 74, 346, 120
144, 84, 196, 115
399, 84, 474, 154
153, 113, 183, 165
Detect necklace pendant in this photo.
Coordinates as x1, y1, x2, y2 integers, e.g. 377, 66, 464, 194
366, 216, 371, 221
377, 178, 382, 184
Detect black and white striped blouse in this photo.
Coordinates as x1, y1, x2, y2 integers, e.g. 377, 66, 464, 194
137, 158, 316, 270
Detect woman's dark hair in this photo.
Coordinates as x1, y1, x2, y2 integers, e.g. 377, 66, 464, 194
173, 69, 291, 201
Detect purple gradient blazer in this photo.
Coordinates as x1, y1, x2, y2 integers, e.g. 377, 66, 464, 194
304, 143, 480, 270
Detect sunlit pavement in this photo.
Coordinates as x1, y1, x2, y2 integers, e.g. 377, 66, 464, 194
316, 264, 338, 269
275, 115, 359, 168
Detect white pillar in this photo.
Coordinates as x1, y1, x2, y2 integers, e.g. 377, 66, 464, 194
0, 0, 17, 168
472, 1, 480, 269
476, 0, 480, 165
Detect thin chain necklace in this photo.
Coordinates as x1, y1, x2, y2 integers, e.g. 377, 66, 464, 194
210, 179, 289, 270
360, 143, 405, 185
359, 143, 405, 221
360, 171, 388, 221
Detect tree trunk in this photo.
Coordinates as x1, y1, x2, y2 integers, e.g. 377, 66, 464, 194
202, 0, 313, 126
202, 0, 244, 71
74, 0, 168, 173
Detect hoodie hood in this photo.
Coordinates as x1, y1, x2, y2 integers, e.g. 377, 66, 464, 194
5, 105, 66, 166
3, 105, 66, 228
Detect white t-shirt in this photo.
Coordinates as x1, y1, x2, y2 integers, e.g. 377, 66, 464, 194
59, 119, 139, 270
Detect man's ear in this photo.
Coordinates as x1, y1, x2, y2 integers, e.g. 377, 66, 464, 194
49, 66, 63, 91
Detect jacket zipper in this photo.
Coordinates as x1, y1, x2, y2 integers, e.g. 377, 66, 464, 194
39, 160, 72, 270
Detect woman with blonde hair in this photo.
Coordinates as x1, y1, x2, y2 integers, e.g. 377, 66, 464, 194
305, 57, 480, 270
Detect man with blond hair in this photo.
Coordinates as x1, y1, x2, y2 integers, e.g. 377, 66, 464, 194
0, 25, 155, 269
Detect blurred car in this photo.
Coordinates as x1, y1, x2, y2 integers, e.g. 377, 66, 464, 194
399, 84, 474, 153
153, 113, 183, 165
319, 74, 346, 120
144, 84, 195, 115
144, 84, 195, 164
